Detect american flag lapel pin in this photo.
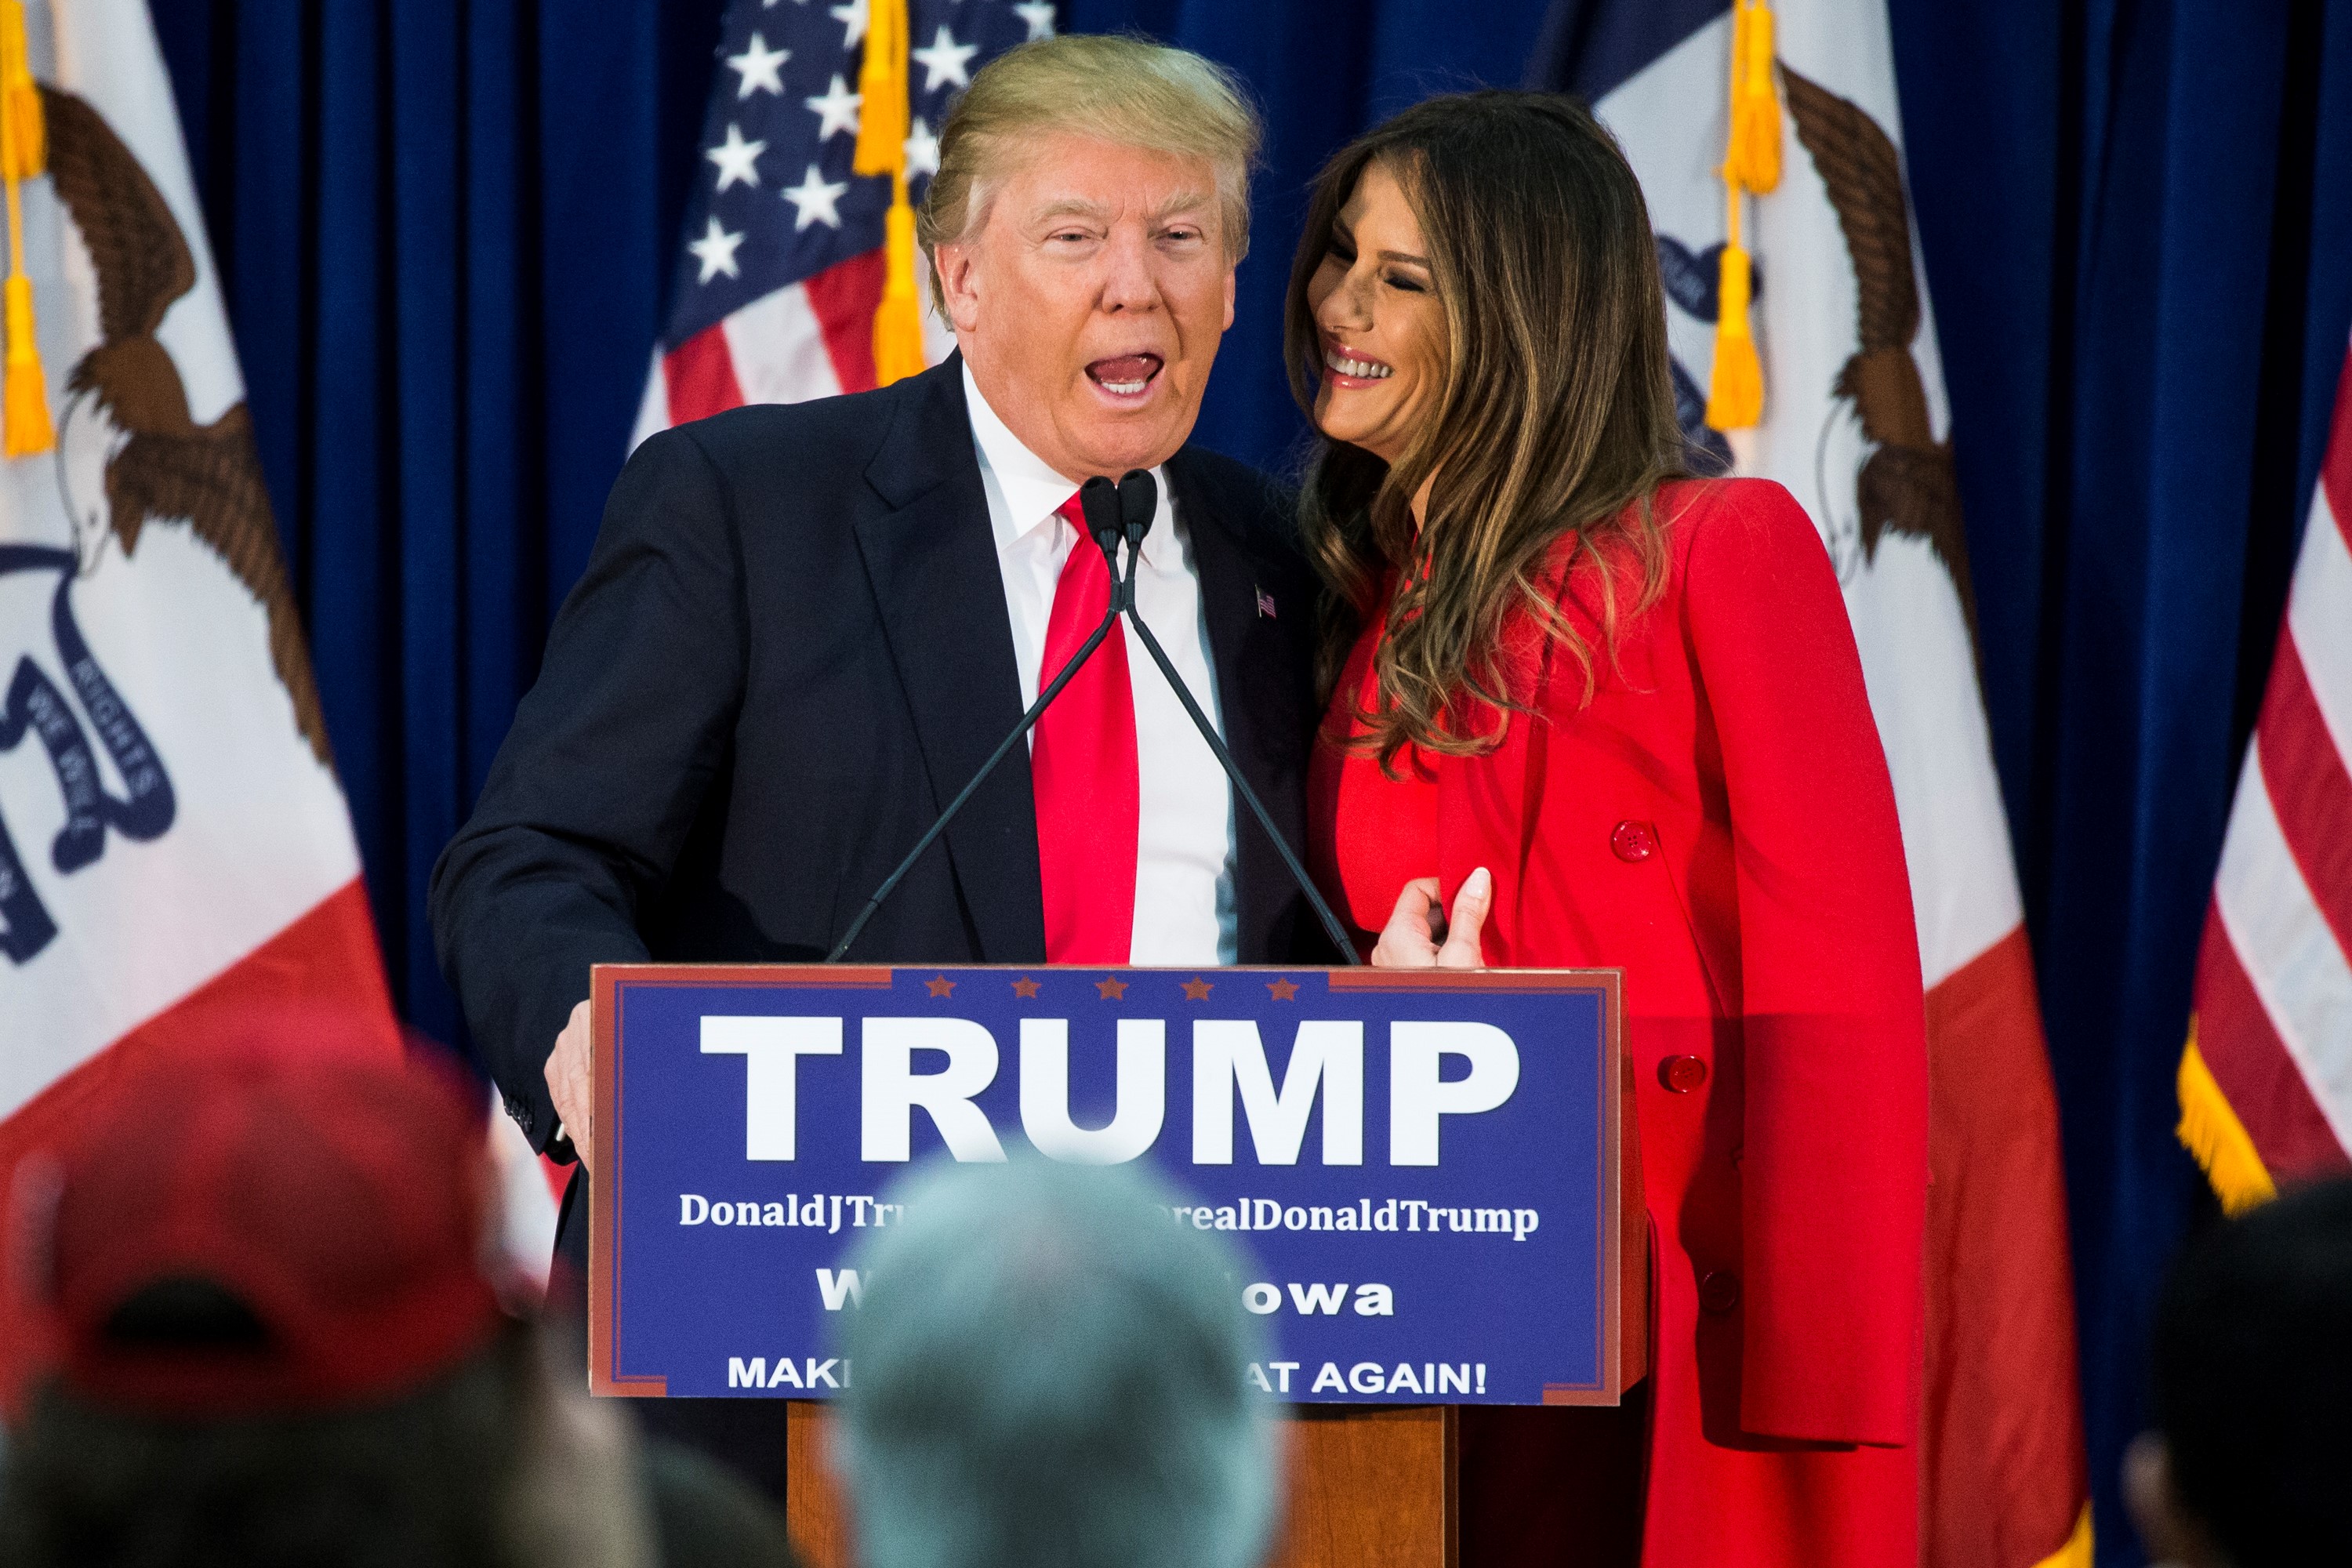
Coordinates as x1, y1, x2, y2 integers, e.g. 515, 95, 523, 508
1256, 586, 1277, 619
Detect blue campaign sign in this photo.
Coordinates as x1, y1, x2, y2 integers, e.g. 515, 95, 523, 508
589, 964, 1624, 1406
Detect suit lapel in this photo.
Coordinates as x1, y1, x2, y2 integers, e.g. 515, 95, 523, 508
1167, 451, 1315, 963
853, 360, 1047, 962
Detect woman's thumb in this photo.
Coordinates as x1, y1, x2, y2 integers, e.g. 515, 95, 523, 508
1439, 867, 1492, 966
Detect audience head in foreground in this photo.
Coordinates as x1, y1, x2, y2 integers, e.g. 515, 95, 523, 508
838, 1156, 1277, 1568
2126, 1177, 2352, 1567
0, 1040, 669, 1568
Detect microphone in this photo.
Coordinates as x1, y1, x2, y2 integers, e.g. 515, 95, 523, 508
829, 469, 1363, 967
1104, 470, 1359, 964
828, 476, 1133, 962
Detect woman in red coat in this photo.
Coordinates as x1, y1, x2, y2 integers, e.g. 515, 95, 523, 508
1287, 93, 1929, 1568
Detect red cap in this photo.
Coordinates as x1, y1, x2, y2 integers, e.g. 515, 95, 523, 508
15, 1040, 507, 1415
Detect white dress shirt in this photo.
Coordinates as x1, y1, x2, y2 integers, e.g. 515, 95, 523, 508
963, 363, 1240, 966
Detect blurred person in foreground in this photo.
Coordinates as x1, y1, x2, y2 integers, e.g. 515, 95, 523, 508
837, 1156, 1276, 1568
1290, 93, 1928, 1568
0, 1042, 793, 1568
2125, 1178, 2352, 1567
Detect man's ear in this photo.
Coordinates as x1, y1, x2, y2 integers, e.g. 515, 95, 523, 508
1222, 265, 1236, 333
935, 242, 983, 336
2124, 1432, 2224, 1567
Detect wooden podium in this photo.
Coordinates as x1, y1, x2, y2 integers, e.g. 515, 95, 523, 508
778, 1056, 1646, 1568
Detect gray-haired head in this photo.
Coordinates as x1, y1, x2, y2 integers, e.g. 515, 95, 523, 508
836, 1156, 1277, 1568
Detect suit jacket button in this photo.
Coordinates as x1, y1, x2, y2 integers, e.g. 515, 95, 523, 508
1660, 1054, 1708, 1093
1700, 1269, 1740, 1315
1610, 821, 1657, 862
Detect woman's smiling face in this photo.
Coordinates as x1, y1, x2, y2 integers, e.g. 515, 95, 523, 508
1305, 159, 1449, 467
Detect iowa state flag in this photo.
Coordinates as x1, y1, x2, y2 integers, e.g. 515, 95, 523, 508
0, 0, 399, 1252
1532, 3, 2090, 1566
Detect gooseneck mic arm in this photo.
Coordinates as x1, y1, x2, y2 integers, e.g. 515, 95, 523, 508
827, 476, 1134, 963
1107, 470, 1363, 964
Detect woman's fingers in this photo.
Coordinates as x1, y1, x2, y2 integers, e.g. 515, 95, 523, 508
1435, 866, 1492, 969
1371, 877, 1445, 967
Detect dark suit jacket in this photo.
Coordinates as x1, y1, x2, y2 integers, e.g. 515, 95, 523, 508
430, 357, 1325, 1156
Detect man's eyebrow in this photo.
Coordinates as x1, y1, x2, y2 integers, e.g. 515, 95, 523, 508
1029, 198, 1113, 224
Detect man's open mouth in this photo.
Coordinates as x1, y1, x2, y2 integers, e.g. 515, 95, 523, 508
1086, 354, 1165, 397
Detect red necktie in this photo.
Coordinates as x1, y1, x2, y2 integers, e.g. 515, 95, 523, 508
1031, 492, 1138, 963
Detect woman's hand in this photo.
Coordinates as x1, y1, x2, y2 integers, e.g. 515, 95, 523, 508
1370, 867, 1491, 968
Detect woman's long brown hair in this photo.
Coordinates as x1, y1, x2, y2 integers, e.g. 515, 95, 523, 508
1285, 92, 1688, 769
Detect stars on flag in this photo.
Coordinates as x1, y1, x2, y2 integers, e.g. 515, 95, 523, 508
726, 32, 789, 98
904, 116, 939, 180
706, 122, 766, 191
829, 0, 868, 50
782, 164, 850, 230
912, 26, 978, 93
687, 216, 746, 282
805, 73, 863, 140
1014, 2, 1056, 41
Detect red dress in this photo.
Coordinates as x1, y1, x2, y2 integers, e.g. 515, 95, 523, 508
1308, 480, 1928, 1568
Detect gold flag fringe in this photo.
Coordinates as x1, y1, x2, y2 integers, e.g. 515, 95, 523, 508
0, 0, 48, 456
2176, 1025, 2278, 1215
2027, 1507, 2093, 1568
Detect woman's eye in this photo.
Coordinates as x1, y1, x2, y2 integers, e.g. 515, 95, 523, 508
1385, 271, 1428, 293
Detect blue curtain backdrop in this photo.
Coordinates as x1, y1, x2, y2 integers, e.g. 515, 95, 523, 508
1878, 3, 2352, 1562
151, 4, 2350, 1564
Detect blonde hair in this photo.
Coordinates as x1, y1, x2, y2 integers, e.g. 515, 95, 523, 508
917, 34, 1261, 307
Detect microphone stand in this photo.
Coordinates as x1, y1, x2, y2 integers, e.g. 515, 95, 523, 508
1104, 470, 1361, 964
829, 469, 1363, 966
827, 477, 1136, 963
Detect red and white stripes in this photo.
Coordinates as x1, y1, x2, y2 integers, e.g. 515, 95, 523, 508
2184, 338, 2352, 1207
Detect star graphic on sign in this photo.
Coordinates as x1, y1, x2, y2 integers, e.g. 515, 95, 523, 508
1266, 977, 1298, 1000
726, 32, 789, 99
1181, 977, 1214, 1001
1014, 2, 1057, 40
805, 73, 864, 140
1011, 975, 1040, 998
706, 122, 766, 191
829, 0, 868, 49
686, 216, 746, 282
782, 164, 850, 230
904, 116, 939, 180
1096, 975, 1128, 1000
926, 975, 956, 997
912, 26, 978, 93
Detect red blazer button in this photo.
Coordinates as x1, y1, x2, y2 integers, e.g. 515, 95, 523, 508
1610, 820, 1657, 862
1660, 1054, 1708, 1094
1699, 1270, 1740, 1315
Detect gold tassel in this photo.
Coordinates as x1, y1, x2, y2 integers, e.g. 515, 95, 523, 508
873, 177, 927, 385
1724, 0, 1780, 193
0, 0, 39, 180
1708, 5, 1769, 432
1705, 234, 1762, 430
851, 0, 924, 386
0, 0, 49, 458
2176, 1028, 2277, 1215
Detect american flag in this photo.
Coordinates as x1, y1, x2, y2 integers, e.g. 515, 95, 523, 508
630, 0, 1049, 445
2181, 331, 2352, 1210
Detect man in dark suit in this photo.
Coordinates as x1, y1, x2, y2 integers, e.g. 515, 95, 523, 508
429, 34, 1323, 1491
